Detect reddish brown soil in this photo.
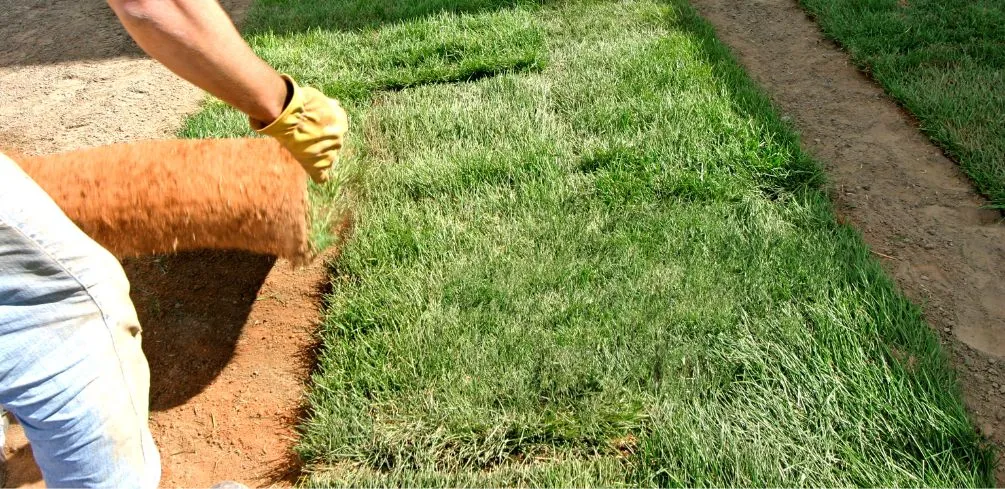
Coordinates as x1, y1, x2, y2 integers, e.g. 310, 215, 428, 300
132, 251, 328, 487
18, 139, 312, 265
3, 253, 328, 489
688, 0, 1005, 483
1, 1, 327, 487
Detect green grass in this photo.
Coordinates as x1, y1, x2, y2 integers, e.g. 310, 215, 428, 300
180, 4, 547, 251
181, 0, 994, 485
799, 0, 1005, 208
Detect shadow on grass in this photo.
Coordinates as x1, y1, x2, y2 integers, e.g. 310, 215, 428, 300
243, 0, 545, 35
659, 0, 822, 196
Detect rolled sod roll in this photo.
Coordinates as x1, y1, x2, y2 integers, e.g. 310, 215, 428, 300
17, 138, 313, 265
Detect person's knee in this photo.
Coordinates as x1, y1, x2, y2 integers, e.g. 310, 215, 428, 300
7, 322, 159, 488
0, 239, 156, 487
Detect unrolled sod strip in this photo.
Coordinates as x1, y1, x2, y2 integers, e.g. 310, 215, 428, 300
18, 138, 314, 265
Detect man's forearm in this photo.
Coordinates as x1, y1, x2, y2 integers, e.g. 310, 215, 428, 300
106, 0, 287, 123
108, 0, 348, 183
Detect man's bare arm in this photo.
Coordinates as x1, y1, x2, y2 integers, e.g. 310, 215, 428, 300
107, 0, 347, 182
106, 0, 287, 123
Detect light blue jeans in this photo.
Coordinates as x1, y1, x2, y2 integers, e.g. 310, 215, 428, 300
0, 153, 160, 488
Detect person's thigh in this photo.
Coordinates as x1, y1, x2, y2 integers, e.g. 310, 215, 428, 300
0, 154, 159, 489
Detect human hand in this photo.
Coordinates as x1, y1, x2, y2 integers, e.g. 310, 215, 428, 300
251, 75, 348, 182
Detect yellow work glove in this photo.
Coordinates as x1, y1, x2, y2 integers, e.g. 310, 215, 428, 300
251, 74, 348, 182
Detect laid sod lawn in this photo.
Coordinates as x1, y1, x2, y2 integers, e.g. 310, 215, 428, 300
799, 0, 1005, 208
182, 0, 995, 485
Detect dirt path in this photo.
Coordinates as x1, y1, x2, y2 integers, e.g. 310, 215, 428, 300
0, 0, 210, 155
689, 0, 1005, 482
1, 1, 325, 487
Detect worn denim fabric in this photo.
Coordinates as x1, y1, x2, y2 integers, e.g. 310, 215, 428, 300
0, 153, 159, 488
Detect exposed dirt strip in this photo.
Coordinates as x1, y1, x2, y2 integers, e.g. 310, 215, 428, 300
689, 0, 1005, 482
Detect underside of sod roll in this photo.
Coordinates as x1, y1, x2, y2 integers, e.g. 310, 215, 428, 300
17, 138, 314, 265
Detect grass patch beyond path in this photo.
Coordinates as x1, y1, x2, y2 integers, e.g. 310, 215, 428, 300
800, 0, 1005, 208
182, 0, 994, 485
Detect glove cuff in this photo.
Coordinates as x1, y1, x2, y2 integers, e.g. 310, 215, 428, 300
250, 74, 302, 134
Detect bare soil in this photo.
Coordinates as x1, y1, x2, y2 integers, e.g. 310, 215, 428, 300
1, 1, 327, 487
689, 0, 1005, 482
130, 251, 327, 487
